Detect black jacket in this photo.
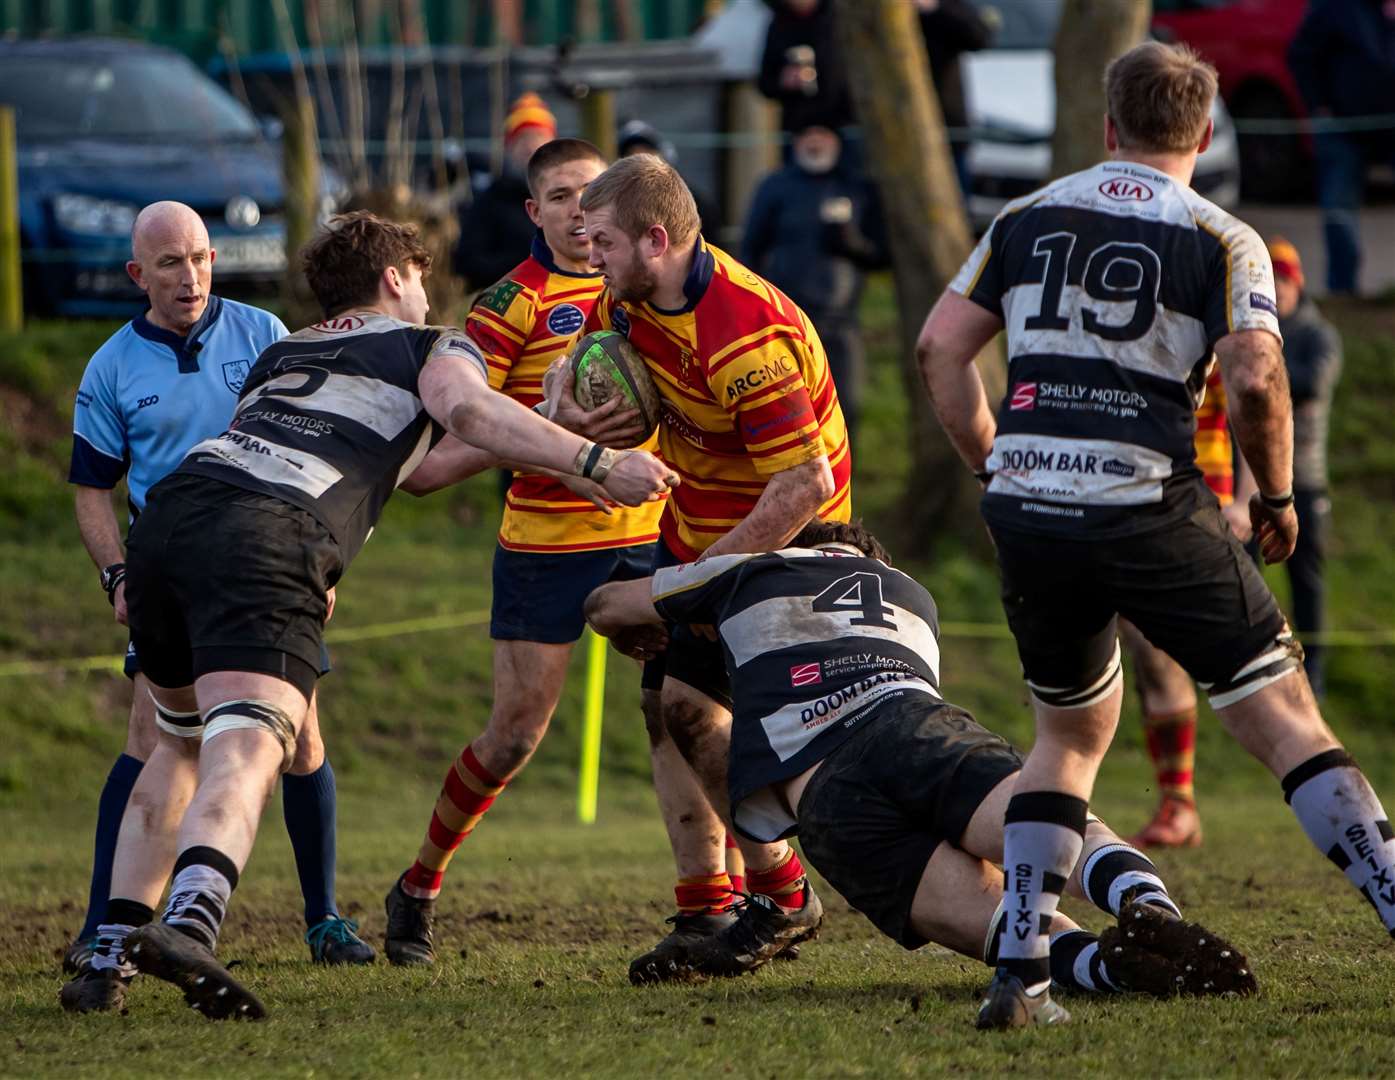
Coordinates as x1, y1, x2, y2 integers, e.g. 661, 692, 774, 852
918, 0, 994, 133
758, 1, 855, 133
1289, 0, 1395, 149
454, 170, 536, 292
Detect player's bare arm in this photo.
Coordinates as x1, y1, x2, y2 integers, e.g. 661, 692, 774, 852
699, 456, 835, 559
74, 484, 129, 625
1214, 328, 1298, 563
402, 432, 615, 512
584, 577, 670, 662
417, 345, 675, 508
916, 290, 1004, 475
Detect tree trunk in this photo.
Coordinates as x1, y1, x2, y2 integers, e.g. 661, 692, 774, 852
1050, 0, 1152, 179
833, 0, 1003, 548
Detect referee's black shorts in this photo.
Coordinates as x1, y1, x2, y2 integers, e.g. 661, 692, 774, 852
125, 474, 340, 701
991, 503, 1287, 698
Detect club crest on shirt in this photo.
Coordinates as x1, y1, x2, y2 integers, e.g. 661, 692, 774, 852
222, 359, 251, 394
611, 305, 631, 337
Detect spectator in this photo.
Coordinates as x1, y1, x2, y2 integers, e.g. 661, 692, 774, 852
454, 92, 558, 291
757, 0, 855, 134
741, 122, 886, 439
618, 119, 723, 235
1269, 236, 1343, 699
915, 0, 994, 194
1288, 0, 1395, 294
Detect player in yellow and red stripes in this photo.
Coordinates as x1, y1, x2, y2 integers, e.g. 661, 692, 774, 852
383, 139, 679, 965
1120, 364, 1255, 848
574, 153, 851, 981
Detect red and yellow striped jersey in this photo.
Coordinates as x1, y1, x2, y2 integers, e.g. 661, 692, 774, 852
466, 235, 663, 552
1194, 365, 1233, 506
585, 240, 851, 559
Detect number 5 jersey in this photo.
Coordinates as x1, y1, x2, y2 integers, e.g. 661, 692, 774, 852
952, 159, 1281, 538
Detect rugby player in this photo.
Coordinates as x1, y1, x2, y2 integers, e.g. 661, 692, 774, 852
66, 201, 372, 973
59, 211, 674, 1019
583, 519, 1255, 1008
382, 138, 712, 967
918, 41, 1395, 1028
576, 153, 853, 981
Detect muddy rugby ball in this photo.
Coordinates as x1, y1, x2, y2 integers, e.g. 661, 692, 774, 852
569, 330, 662, 446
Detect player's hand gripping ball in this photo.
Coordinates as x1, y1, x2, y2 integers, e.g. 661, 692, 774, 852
569, 330, 662, 447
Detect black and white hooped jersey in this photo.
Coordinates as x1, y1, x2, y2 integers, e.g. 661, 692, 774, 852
176, 313, 486, 563
652, 544, 943, 842
951, 160, 1282, 537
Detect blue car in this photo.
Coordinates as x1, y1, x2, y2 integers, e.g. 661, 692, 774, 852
1, 37, 340, 317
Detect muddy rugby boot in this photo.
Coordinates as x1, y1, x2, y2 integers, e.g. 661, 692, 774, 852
62, 936, 96, 976
1129, 795, 1203, 849
59, 967, 130, 1014
682, 880, 824, 979
306, 914, 376, 966
975, 969, 1071, 1030
629, 908, 739, 985
1098, 901, 1257, 998
128, 923, 266, 1020
384, 874, 437, 967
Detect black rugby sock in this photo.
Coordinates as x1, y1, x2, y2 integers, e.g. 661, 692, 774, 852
89, 898, 154, 978
1080, 841, 1181, 919
1048, 929, 1121, 994
162, 846, 240, 951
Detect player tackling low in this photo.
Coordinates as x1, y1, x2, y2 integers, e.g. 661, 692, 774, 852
918, 41, 1395, 1028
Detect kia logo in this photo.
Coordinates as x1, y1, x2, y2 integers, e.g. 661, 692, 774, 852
313, 315, 365, 333
1098, 179, 1154, 203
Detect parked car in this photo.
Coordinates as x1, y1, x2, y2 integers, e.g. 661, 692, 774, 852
1152, 0, 1311, 201
0, 37, 342, 316
964, 0, 1242, 229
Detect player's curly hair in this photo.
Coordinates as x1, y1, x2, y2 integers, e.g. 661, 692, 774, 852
790, 518, 892, 565
301, 210, 433, 318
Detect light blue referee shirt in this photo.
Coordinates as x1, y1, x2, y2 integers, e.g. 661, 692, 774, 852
69, 296, 289, 514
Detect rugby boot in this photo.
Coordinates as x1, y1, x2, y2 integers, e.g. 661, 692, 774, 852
62, 936, 96, 975
127, 923, 266, 1020
1097, 901, 1257, 998
59, 967, 129, 1014
1128, 795, 1203, 849
681, 881, 824, 979
384, 874, 437, 967
629, 908, 738, 985
305, 914, 376, 966
975, 969, 1071, 1030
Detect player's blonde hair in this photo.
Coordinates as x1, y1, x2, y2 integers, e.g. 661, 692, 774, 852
1105, 41, 1218, 154
579, 154, 700, 247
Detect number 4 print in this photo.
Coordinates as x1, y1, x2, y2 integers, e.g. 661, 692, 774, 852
1024, 230, 1161, 342
811, 572, 897, 629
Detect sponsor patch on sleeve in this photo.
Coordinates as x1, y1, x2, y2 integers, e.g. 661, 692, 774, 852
1249, 291, 1278, 316
475, 279, 523, 316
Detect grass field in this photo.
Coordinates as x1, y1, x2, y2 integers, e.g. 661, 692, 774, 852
2, 287, 1394, 1076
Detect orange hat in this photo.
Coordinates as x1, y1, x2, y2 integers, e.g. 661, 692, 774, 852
504, 92, 557, 145
1269, 236, 1304, 287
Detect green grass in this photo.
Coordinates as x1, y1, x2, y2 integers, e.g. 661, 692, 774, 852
2, 288, 1394, 1076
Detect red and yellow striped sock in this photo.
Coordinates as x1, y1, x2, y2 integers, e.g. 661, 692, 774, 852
1142, 707, 1197, 802
747, 848, 806, 911
675, 873, 734, 914
724, 833, 747, 896
402, 744, 506, 899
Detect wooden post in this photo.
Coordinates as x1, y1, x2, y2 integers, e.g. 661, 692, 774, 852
580, 88, 617, 162
1051, 0, 1151, 179
834, 0, 1003, 546
281, 94, 322, 329
0, 107, 21, 332
722, 81, 779, 240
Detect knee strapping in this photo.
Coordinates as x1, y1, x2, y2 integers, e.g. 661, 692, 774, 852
150, 691, 202, 739
1028, 641, 1123, 710
1202, 632, 1304, 709
203, 699, 296, 771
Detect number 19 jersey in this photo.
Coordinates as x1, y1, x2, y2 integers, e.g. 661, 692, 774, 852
952, 160, 1281, 537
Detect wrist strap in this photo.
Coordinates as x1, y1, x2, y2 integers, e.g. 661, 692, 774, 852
102, 562, 127, 605
575, 442, 606, 479
590, 447, 622, 483
1260, 490, 1295, 510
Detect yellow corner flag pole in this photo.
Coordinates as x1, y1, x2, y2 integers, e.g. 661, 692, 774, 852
578, 628, 608, 823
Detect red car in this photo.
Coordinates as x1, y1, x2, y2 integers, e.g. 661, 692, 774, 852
1152, 0, 1311, 200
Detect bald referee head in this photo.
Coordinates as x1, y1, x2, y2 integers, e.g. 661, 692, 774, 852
126, 201, 213, 337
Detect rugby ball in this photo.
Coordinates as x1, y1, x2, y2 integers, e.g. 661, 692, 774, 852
570, 330, 662, 445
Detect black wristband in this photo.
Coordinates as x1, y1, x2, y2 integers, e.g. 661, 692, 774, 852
580, 442, 606, 480
1260, 490, 1295, 510
101, 562, 127, 605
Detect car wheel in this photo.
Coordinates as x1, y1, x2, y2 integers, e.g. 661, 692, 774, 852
1230, 83, 1313, 203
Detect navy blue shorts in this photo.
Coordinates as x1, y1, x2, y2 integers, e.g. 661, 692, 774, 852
491, 542, 657, 644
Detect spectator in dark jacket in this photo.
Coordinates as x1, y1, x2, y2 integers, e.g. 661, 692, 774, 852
454, 93, 558, 292
741, 123, 887, 440
1269, 237, 1343, 699
916, 0, 994, 193
1288, 0, 1395, 294
618, 120, 723, 237
757, 0, 855, 134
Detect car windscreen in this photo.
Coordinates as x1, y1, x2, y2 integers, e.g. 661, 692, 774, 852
0, 53, 259, 140
973, 0, 1062, 50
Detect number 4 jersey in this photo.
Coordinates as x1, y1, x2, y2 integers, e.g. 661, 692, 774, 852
952, 159, 1282, 537
651, 544, 942, 841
